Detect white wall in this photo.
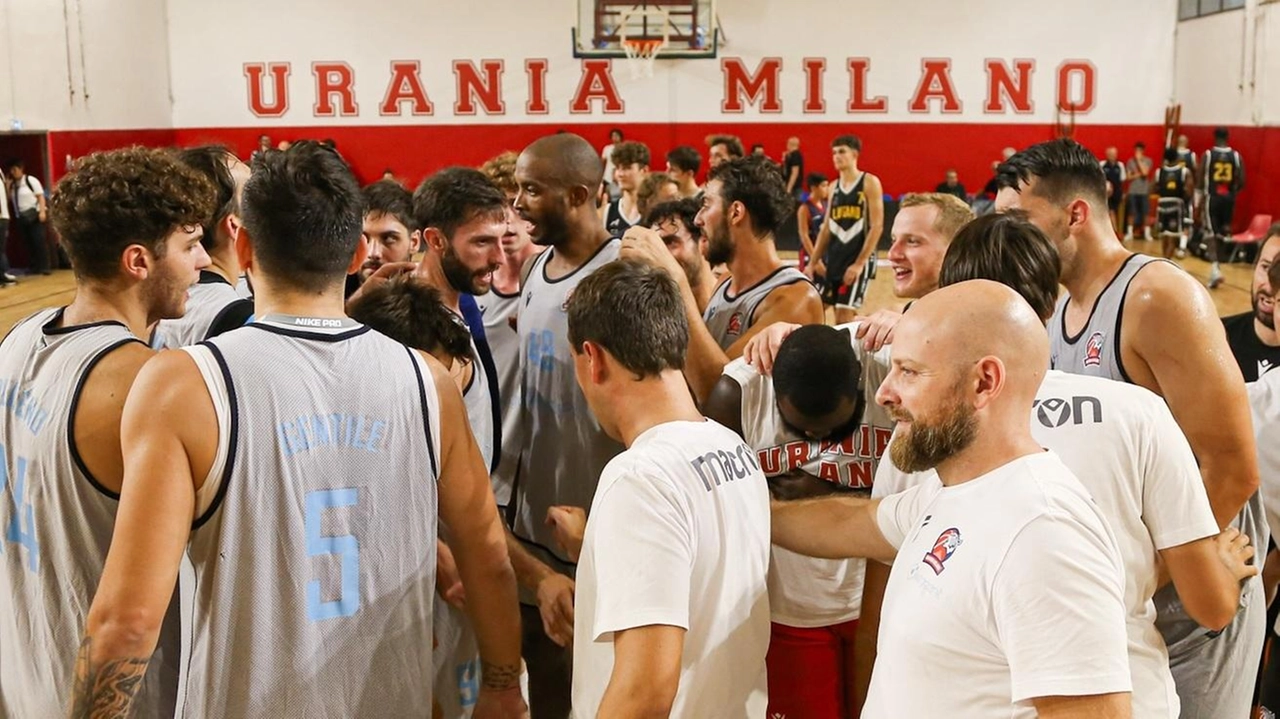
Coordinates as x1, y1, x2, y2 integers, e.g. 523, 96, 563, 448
1174, 0, 1280, 126
0, 0, 172, 130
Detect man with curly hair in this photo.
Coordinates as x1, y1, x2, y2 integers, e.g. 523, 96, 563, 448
622, 155, 824, 404
0, 146, 214, 718
604, 140, 651, 236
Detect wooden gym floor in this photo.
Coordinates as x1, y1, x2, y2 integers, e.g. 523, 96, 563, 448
0, 240, 1255, 335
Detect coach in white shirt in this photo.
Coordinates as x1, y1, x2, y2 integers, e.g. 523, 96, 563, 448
773, 280, 1133, 719
549, 258, 771, 718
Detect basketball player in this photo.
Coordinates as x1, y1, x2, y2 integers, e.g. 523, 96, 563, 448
702, 322, 890, 718
635, 171, 680, 221
996, 138, 1262, 719
72, 142, 527, 718
644, 198, 714, 312
707, 134, 745, 168
797, 172, 829, 272
477, 151, 543, 510
360, 178, 422, 283
1155, 147, 1192, 259
510, 132, 623, 718
808, 135, 886, 322
621, 155, 822, 405
1203, 127, 1245, 289
1175, 135, 1198, 258
1176, 133, 1199, 184
869, 212, 1253, 718
546, 259, 771, 717
773, 281, 1133, 718
0, 147, 212, 719
665, 145, 702, 198
603, 140, 650, 236
151, 145, 253, 348
1221, 225, 1280, 381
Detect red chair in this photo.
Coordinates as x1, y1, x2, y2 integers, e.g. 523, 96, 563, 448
1226, 213, 1273, 263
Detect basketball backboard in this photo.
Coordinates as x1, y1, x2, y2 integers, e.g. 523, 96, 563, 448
573, 0, 721, 59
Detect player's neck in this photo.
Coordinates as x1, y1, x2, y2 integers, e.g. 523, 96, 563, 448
250, 277, 348, 319
934, 423, 1044, 487
63, 283, 151, 339
551, 220, 612, 270
494, 244, 538, 294
1063, 224, 1131, 304
205, 247, 240, 285
677, 177, 699, 196
840, 166, 861, 183
418, 253, 463, 315
727, 233, 784, 292
1256, 317, 1280, 347
613, 371, 704, 447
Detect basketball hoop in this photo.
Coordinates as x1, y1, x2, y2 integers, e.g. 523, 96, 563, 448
621, 38, 666, 78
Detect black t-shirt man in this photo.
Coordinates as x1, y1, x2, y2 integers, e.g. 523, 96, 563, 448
1222, 311, 1280, 381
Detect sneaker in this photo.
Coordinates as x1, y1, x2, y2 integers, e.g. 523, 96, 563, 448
0, 273, 15, 284
1124, 230, 1134, 241
1175, 249, 1187, 259
1208, 268, 1224, 289
1143, 227, 1152, 240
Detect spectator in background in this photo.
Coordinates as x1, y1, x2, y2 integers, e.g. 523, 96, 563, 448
0, 172, 12, 284
796, 172, 828, 272
666, 145, 702, 198
636, 172, 680, 222
782, 137, 804, 200
601, 127, 623, 200
1101, 146, 1125, 235
708, 134, 745, 168
934, 169, 967, 201
276, 140, 292, 151
253, 134, 271, 160
7, 159, 49, 275
975, 161, 1002, 215
1125, 142, 1152, 241
604, 141, 651, 236
751, 143, 768, 159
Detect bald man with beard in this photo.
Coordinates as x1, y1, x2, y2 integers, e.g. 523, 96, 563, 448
771, 282, 1133, 719
509, 133, 624, 718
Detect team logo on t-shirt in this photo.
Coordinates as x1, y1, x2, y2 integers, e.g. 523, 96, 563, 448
560, 288, 575, 312
1083, 331, 1105, 368
727, 312, 745, 336
923, 527, 963, 575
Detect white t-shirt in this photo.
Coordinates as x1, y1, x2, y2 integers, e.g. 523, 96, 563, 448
12, 174, 43, 213
722, 320, 893, 626
572, 419, 771, 718
874, 370, 1214, 718
867, 452, 1131, 718
1248, 373, 1280, 553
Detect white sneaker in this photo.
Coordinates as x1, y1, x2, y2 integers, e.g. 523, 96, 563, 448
1, 273, 15, 282
1208, 267, 1224, 289
1143, 227, 1152, 240
1124, 230, 1134, 241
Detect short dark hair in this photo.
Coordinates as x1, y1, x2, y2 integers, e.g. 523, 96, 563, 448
939, 211, 1061, 322
5, 158, 24, 171
666, 146, 702, 174
708, 135, 745, 158
1163, 147, 1179, 163
644, 198, 703, 240
610, 141, 651, 168
832, 135, 862, 152
177, 145, 239, 251
708, 156, 796, 236
751, 143, 765, 153
773, 325, 862, 417
1215, 127, 1230, 142
567, 259, 687, 378
241, 141, 365, 293
806, 172, 827, 189
363, 179, 416, 231
412, 167, 507, 239
51, 146, 215, 282
347, 276, 473, 363
996, 138, 1108, 208
1135, 142, 1146, 150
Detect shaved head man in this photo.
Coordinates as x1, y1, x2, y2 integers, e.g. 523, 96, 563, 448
771, 281, 1132, 719
512, 132, 623, 718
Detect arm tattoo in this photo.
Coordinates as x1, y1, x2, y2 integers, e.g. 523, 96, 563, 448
68, 636, 151, 719
481, 661, 522, 691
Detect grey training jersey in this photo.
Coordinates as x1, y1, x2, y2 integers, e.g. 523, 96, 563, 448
182, 318, 441, 717
153, 271, 243, 349
476, 288, 521, 507
0, 309, 179, 719
463, 332, 495, 472
514, 241, 624, 576
703, 267, 810, 350
1048, 254, 1162, 381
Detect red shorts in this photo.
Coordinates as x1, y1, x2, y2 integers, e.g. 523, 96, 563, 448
766, 619, 860, 719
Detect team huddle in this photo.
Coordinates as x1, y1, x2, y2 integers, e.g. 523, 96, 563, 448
0, 131, 1269, 719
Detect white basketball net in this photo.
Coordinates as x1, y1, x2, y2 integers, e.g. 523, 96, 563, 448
618, 9, 669, 79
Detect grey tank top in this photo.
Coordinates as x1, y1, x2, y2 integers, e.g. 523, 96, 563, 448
182, 320, 440, 717
703, 267, 810, 350
0, 309, 179, 719
1049, 254, 1164, 382
463, 331, 495, 472
476, 289, 521, 507
153, 272, 243, 349
514, 241, 624, 576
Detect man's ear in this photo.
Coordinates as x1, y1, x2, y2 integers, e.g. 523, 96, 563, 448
582, 340, 611, 385
422, 227, 448, 253
120, 244, 151, 282
234, 225, 255, 276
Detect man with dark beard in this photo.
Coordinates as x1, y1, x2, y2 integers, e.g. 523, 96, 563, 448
771, 281, 1134, 719
1221, 225, 1280, 381
644, 198, 715, 313
622, 155, 823, 404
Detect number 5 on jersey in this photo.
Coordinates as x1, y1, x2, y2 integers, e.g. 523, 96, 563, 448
306, 488, 360, 621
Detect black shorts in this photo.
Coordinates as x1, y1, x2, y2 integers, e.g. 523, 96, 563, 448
1207, 194, 1236, 236
1108, 194, 1122, 212
818, 258, 874, 308
1156, 198, 1185, 235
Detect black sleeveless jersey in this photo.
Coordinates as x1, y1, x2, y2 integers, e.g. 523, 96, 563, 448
1205, 147, 1242, 196
1157, 165, 1188, 199
824, 173, 869, 269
